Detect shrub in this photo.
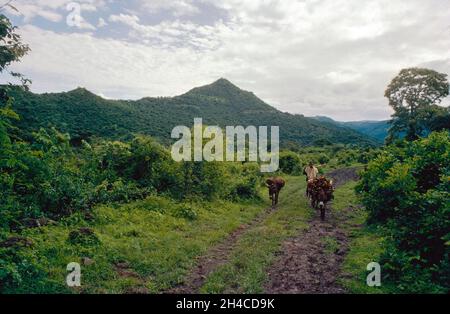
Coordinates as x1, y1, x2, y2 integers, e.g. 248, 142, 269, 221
356, 131, 450, 292
67, 227, 101, 246
279, 151, 302, 174
179, 161, 226, 200
225, 162, 262, 201
1, 127, 94, 230
173, 204, 198, 221
93, 179, 152, 203
317, 153, 330, 164
0, 246, 46, 292
227, 177, 259, 201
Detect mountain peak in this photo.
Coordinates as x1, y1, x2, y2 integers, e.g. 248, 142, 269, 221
67, 87, 94, 95
183, 78, 243, 98
211, 77, 238, 87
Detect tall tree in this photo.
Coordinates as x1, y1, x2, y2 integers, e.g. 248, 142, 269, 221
0, 3, 30, 87
385, 67, 449, 142
0, 8, 30, 159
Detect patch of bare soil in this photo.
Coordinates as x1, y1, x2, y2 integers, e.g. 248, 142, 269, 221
264, 167, 360, 294
166, 206, 276, 294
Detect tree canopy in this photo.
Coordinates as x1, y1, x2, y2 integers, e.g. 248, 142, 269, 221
0, 5, 30, 87
385, 67, 449, 142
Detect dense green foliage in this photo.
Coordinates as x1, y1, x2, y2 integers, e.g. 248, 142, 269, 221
279, 151, 303, 175
1, 126, 265, 229
0, 12, 30, 86
6, 79, 379, 147
279, 144, 379, 174
357, 131, 450, 292
2, 75, 373, 291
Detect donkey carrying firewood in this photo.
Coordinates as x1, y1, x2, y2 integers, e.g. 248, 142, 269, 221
307, 176, 334, 220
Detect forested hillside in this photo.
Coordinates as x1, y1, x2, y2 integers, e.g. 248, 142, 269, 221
342, 121, 389, 141
312, 116, 389, 142
7, 79, 379, 147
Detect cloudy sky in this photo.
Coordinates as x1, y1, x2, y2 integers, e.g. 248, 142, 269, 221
2, 0, 450, 121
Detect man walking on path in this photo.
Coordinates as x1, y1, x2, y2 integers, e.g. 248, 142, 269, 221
304, 162, 319, 182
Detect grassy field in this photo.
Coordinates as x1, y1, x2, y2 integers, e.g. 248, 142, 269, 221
10, 195, 268, 293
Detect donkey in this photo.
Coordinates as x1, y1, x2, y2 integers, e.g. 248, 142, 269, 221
266, 177, 285, 207
310, 178, 333, 220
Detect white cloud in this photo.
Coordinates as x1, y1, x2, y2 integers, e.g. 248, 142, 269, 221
6, 0, 106, 24
76, 18, 96, 31
97, 17, 107, 28
108, 13, 222, 49
108, 13, 140, 25
11, 25, 228, 99
5, 2, 63, 23
139, 0, 200, 17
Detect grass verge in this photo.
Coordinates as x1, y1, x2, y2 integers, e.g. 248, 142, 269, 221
333, 181, 396, 293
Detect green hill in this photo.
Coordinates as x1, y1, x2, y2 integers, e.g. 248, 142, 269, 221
8, 78, 379, 146
312, 116, 389, 142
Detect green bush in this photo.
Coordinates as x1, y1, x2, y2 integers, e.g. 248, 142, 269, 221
357, 131, 450, 292
173, 204, 198, 221
225, 162, 262, 201
336, 149, 358, 166
279, 151, 302, 174
93, 179, 152, 203
227, 177, 259, 201
0, 236, 56, 293
1, 127, 94, 229
67, 227, 101, 246
317, 153, 330, 164
0, 246, 45, 292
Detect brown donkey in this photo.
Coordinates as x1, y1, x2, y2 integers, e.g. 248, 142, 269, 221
266, 177, 285, 207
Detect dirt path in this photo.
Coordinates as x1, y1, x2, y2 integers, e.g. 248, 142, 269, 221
166, 206, 277, 294
264, 167, 360, 293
